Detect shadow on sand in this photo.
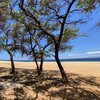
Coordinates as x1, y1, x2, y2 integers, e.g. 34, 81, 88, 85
0, 67, 100, 100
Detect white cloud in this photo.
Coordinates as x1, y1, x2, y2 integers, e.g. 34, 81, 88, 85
86, 51, 100, 55
60, 53, 86, 59
60, 50, 100, 59
67, 53, 85, 57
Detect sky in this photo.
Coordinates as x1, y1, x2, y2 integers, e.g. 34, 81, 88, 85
60, 9, 100, 59
0, 6, 100, 60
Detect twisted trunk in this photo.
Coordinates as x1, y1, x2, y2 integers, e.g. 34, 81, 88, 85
7, 50, 15, 74
55, 45, 69, 83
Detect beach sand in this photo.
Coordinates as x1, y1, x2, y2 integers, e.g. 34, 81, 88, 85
0, 61, 100, 77
0, 61, 100, 99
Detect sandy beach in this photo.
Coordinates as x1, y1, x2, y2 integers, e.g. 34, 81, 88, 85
0, 61, 100, 99
0, 61, 100, 77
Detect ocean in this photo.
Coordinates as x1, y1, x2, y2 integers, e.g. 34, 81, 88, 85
1, 57, 100, 62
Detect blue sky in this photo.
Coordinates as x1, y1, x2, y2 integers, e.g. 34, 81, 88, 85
60, 9, 100, 59
0, 7, 100, 60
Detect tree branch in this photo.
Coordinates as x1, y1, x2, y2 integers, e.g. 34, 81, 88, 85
58, 0, 76, 44
19, 0, 56, 44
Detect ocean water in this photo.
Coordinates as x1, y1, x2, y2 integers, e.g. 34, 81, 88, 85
45, 57, 100, 62
60, 57, 100, 62
1, 57, 100, 62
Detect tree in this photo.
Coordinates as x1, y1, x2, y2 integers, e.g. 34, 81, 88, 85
18, 0, 82, 83
0, 0, 17, 74
20, 25, 51, 75
0, 26, 16, 74
10, 7, 52, 75
28, 30, 51, 74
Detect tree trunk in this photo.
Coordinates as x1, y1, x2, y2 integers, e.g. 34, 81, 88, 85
40, 53, 43, 72
55, 47, 69, 83
32, 48, 40, 75
7, 50, 15, 74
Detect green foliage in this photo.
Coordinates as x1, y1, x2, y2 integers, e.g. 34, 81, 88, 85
59, 45, 73, 52
77, 0, 100, 12
0, 0, 10, 28
47, 27, 78, 53
62, 28, 78, 43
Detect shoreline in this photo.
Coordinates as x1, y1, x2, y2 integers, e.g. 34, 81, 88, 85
0, 60, 100, 62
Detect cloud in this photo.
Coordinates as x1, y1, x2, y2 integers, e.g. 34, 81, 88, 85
86, 51, 100, 55
60, 50, 100, 59
60, 53, 86, 59
67, 54, 84, 57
